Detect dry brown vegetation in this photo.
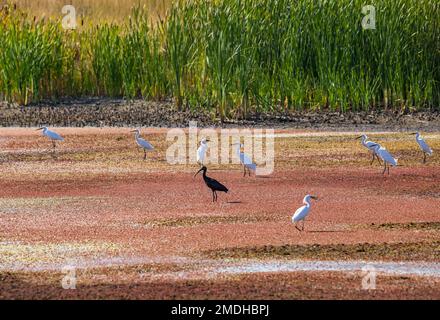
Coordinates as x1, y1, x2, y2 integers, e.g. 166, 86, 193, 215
7, 0, 169, 21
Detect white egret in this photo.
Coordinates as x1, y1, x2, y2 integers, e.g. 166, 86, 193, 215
412, 132, 432, 163
292, 194, 318, 231
372, 144, 398, 175
197, 138, 210, 166
36, 127, 64, 152
356, 134, 382, 165
131, 129, 154, 160
232, 143, 257, 177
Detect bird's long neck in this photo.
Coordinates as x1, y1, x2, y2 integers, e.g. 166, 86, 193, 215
361, 136, 367, 146
42, 128, 48, 134
135, 132, 140, 140
415, 133, 420, 140
303, 199, 311, 207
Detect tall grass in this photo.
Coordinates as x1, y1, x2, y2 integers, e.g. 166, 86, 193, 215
0, 0, 439, 119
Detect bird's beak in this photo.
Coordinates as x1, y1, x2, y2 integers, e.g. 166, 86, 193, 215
194, 168, 203, 178
130, 130, 136, 132
410, 133, 417, 135
311, 196, 318, 200
36, 128, 43, 131
206, 138, 210, 142
355, 135, 362, 139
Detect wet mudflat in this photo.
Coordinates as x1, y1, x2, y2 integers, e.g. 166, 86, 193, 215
0, 128, 439, 299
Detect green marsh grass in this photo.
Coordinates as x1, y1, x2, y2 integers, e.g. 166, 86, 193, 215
0, 0, 439, 119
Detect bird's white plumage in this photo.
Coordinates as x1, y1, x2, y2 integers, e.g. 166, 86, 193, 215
292, 205, 310, 222
373, 145, 397, 167
359, 134, 379, 152
234, 143, 257, 171
40, 127, 64, 141
415, 132, 432, 155
136, 137, 154, 150
292, 195, 314, 222
133, 129, 154, 150
197, 138, 209, 164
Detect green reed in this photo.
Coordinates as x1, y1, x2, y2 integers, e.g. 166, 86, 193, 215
0, 0, 438, 119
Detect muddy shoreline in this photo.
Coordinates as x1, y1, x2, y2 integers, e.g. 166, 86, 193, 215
2, 268, 439, 299
1, 98, 440, 131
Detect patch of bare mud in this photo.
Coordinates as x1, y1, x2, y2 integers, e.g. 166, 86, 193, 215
143, 215, 281, 228
203, 242, 440, 262
371, 222, 440, 231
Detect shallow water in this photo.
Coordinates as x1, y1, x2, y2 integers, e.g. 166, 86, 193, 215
0, 255, 192, 272
2, 253, 439, 278
214, 260, 440, 278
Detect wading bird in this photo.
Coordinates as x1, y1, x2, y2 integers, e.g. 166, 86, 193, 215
356, 134, 382, 165
197, 138, 210, 166
36, 127, 64, 152
292, 194, 318, 232
232, 143, 257, 177
412, 132, 433, 163
372, 144, 398, 175
194, 166, 228, 202
131, 129, 154, 160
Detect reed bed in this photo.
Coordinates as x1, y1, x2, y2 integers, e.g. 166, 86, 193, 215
0, 0, 439, 119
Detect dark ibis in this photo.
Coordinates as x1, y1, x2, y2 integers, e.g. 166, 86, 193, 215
194, 166, 228, 202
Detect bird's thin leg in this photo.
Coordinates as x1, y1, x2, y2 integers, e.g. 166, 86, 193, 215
143, 149, 147, 160
387, 164, 390, 175
243, 165, 246, 177
376, 154, 382, 165
214, 191, 218, 202
423, 152, 426, 164
212, 191, 215, 202
295, 222, 302, 232
248, 166, 251, 176
382, 162, 387, 175
370, 153, 375, 165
